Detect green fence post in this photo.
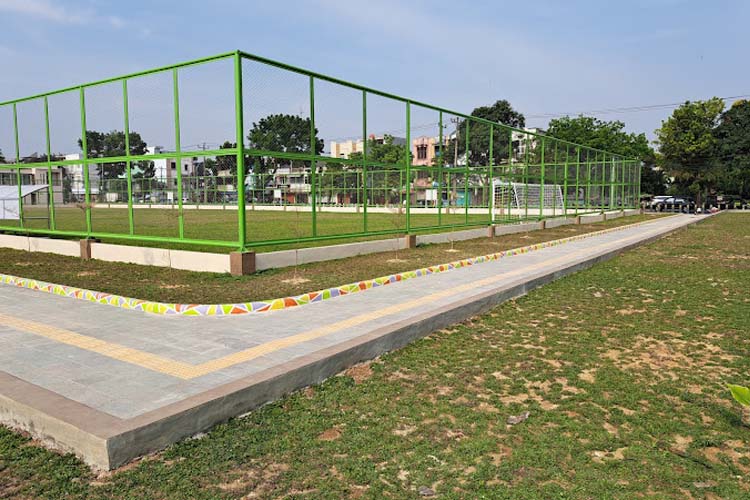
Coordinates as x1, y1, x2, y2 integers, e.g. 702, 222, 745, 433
563, 144, 569, 216
172, 68, 186, 240
539, 136, 545, 221
508, 129, 513, 220
488, 123, 494, 223
575, 146, 585, 216
438, 110, 443, 226
12, 103, 23, 228
362, 90, 368, 232
585, 149, 591, 213
309, 75, 317, 237
552, 141, 557, 218
405, 101, 411, 233
464, 119, 469, 223
524, 133, 530, 220
44, 96, 55, 230
78, 88, 92, 235
122, 79, 134, 235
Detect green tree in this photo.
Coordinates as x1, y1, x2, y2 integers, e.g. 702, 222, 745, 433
546, 115, 661, 194
0, 148, 5, 163
77, 130, 148, 179
451, 100, 526, 167
349, 135, 410, 198
655, 98, 725, 207
546, 116, 654, 159
714, 100, 750, 199
247, 114, 324, 176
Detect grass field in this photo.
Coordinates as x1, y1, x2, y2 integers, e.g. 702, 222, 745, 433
0, 214, 660, 303
1, 206, 503, 252
1, 213, 748, 499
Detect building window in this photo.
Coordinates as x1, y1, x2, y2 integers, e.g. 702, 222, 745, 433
417, 145, 428, 160
171, 162, 176, 170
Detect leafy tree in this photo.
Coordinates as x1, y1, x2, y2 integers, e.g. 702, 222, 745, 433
546, 116, 654, 160
714, 100, 750, 199
546, 115, 661, 194
349, 135, 410, 198
247, 114, 324, 176
77, 130, 148, 179
655, 98, 725, 207
132, 161, 155, 179
0, 148, 6, 163
451, 100, 526, 167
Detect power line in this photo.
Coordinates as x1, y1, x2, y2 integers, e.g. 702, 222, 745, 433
526, 94, 750, 120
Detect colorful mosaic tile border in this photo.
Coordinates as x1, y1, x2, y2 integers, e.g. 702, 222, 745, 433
0, 217, 666, 317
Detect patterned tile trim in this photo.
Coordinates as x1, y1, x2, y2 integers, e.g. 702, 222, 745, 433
0, 218, 661, 316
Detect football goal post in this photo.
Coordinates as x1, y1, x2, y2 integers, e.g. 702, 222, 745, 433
492, 180, 564, 220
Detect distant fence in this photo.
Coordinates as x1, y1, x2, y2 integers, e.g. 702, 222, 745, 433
0, 50, 641, 251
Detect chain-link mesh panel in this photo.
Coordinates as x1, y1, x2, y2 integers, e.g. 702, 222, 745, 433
16, 98, 46, 162
83, 83, 125, 159
47, 91, 82, 161
179, 58, 235, 153
90, 163, 129, 235
127, 70, 175, 154
0, 105, 14, 164
242, 58, 311, 155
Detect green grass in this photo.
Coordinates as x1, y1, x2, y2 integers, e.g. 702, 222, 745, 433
2, 213, 748, 499
2, 206, 595, 253
0, 214, 659, 303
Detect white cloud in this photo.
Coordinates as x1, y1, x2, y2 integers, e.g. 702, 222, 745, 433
0, 0, 128, 28
0, 0, 90, 24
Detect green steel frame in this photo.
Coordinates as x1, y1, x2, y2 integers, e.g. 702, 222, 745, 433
0, 49, 641, 252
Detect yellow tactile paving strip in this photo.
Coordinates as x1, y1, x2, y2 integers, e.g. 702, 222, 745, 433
0, 223, 672, 380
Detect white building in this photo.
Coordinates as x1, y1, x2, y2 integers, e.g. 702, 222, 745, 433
511, 127, 544, 162
148, 146, 199, 187
63, 153, 100, 197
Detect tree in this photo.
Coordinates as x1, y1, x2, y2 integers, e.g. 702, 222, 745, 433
655, 98, 725, 207
247, 114, 324, 176
0, 148, 5, 163
349, 135, 410, 201
77, 130, 148, 179
451, 100, 526, 167
546, 116, 653, 159
546, 115, 661, 194
714, 100, 750, 200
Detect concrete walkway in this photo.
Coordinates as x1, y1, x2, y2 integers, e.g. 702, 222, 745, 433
0, 214, 705, 469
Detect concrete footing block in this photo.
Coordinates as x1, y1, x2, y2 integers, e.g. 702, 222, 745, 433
487, 225, 496, 238
575, 216, 582, 225
404, 234, 417, 249
539, 220, 546, 230
230, 251, 256, 276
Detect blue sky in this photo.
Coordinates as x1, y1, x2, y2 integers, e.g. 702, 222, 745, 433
0, 0, 748, 156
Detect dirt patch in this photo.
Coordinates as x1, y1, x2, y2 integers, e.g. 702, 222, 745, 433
578, 369, 597, 384
344, 362, 373, 384
281, 277, 311, 285
317, 428, 342, 441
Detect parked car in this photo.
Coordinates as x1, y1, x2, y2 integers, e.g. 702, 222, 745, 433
653, 196, 695, 212
649, 195, 671, 209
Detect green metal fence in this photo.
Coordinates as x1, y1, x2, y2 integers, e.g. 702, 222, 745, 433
0, 50, 641, 252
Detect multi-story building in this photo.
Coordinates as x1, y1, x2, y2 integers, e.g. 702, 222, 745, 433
329, 135, 406, 159
511, 127, 544, 162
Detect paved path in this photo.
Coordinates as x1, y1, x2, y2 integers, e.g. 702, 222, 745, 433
0, 214, 704, 468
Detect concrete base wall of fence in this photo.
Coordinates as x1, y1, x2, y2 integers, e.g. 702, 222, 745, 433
0, 209, 643, 274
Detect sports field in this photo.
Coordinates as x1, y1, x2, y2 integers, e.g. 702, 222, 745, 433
2, 205, 523, 252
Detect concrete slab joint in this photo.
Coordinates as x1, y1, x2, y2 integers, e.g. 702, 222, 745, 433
229, 251, 256, 276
